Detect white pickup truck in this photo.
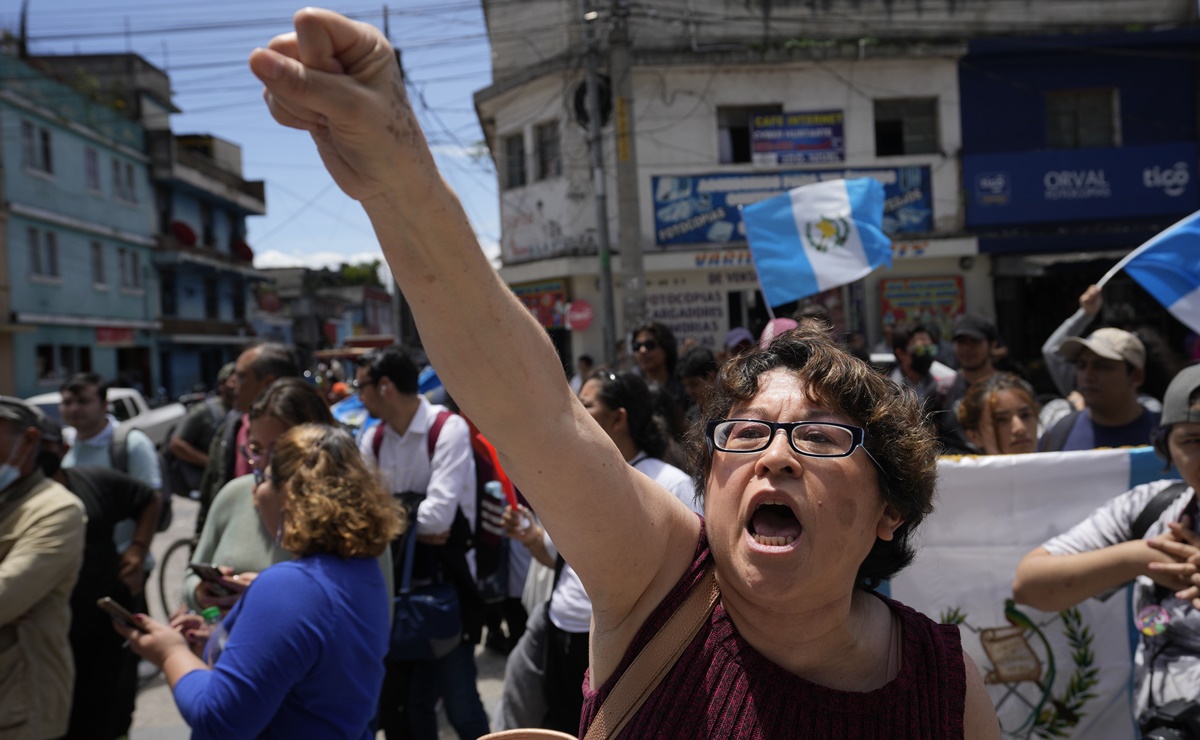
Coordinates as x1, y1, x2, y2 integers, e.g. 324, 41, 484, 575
24, 387, 188, 449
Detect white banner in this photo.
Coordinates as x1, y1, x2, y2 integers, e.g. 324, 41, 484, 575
892, 447, 1171, 739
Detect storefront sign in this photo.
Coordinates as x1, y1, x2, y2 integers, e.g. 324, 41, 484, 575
95, 327, 134, 347
963, 143, 1198, 226
879, 277, 965, 345
751, 110, 845, 166
512, 280, 567, 328
566, 300, 593, 331
652, 166, 932, 247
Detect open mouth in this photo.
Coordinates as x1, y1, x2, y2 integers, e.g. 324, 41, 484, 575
747, 501, 802, 547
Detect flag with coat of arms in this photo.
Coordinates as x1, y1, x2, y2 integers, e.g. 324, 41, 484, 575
741, 178, 892, 308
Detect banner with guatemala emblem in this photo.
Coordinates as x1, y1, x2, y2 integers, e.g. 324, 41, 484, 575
741, 178, 892, 308
890, 447, 1174, 739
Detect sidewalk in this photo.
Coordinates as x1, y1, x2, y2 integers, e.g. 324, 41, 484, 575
131, 497, 507, 739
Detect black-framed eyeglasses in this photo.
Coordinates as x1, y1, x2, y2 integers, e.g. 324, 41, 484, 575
240, 443, 266, 469
351, 378, 376, 390
705, 419, 874, 461
632, 339, 658, 352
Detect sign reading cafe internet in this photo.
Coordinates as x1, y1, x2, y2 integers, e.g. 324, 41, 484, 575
652, 166, 932, 247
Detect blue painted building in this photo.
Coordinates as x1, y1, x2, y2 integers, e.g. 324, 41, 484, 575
31, 54, 267, 398
958, 28, 1200, 386
1, 52, 159, 398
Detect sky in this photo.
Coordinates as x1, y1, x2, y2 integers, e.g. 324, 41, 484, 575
5, 0, 501, 274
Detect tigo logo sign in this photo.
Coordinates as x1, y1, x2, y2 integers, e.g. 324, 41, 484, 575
1143, 162, 1190, 197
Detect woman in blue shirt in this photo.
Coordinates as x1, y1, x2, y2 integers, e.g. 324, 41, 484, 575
115, 424, 404, 739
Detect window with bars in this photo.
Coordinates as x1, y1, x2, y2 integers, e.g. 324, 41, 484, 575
1046, 89, 1119, 149
503, 133, 526, 189
718, 104, 783, 164
85, 148, 101, 191
874, 98, 939, 156
535, 122, 561, 180
21, 120, 53, 174
91, 241, 107, 287
28, 227, 59, 278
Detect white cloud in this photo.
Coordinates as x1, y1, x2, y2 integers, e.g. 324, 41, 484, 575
431, 143, 482, 160
253, 249, 382, 270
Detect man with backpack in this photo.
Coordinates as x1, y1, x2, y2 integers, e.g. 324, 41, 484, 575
58, 372, 162, 739
163, 362, 235, 500
356, 346, 491, 740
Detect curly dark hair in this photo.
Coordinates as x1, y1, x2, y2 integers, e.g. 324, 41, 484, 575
684, 325, 938, 590
270, 424, 405, 559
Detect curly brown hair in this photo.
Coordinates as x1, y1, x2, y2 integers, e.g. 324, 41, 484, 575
685, 325, 938, 589
955, 372, 1038, 435
270, 424, 405, 558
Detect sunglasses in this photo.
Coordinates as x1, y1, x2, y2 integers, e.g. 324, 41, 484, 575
632, 339, 658, 352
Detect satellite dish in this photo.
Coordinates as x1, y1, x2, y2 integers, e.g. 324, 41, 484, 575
573, 74, 613, 130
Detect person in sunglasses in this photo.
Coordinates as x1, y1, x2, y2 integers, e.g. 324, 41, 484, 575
180, 378, 392, 618
630, 321, 691, 422
248, 11, 998, 737
115, 424, 404, 739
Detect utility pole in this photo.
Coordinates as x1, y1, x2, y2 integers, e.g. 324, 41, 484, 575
581, 0, 618, 366
610, 0, 645, 331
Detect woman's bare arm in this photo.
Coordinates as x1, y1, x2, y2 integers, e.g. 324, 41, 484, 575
248, 9, 698, 623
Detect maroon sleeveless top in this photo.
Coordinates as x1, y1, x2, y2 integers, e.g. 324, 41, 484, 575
579, 522, 967, 739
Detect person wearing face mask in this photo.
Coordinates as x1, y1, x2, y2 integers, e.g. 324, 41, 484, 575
0, 397, 86, 740
890, 323, 974, 454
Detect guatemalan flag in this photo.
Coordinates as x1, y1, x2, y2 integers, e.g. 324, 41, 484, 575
1106, 210, 1200, 335
741, 178, 892, 307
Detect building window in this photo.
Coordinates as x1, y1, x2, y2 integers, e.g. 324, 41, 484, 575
232, 279, 246, 321
535, 122, 561, 180
21, 120, 53, 174
718, 105, 783, 164
118, 248, 141, 289
124, 163, 138, 203
503, 133, 526, 189
28, 227, 59, 278
874, 98, 939, 156
36, 344, 91, 382
161, 271, 177, 316
1046, 89, 1119, 149
204, 278, 218, 319
91, 241, 107, 287
85, 148, 101, 192
112, 158, 137, 202
200, 202, 215, 246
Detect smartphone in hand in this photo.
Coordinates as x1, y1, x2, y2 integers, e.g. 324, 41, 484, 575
189, 562, 232, 596
97, 597, 148, 633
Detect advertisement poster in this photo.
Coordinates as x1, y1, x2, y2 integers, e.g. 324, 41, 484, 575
653, 166, 932, 247
879, 276, 965, 344
963, 142, 1198, 227
751, 110, 845, 166
511, 280, 566, 329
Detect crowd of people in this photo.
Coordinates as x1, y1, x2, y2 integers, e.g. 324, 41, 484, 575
3, 8, 1200, 740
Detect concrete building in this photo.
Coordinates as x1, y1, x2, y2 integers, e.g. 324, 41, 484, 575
31, 54, 267, 397
475, 0, 1197, 371
1, 52, 159, 398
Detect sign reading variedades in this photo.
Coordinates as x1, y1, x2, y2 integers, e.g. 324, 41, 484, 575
963, 143, 1198, 227
751, 110, 845, 166
652, 166, 931, 247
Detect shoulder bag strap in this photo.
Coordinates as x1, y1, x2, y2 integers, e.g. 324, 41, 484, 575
1041, 409, 1081, 453
1131, 481, 1191, 541
583, 565, 720, 740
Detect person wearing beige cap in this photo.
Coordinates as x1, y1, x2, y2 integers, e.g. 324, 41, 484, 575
1040, 326, 1159, 451
0, 396, 86, 740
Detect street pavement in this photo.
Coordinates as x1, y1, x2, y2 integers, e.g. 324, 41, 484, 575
131, 496, 508, 739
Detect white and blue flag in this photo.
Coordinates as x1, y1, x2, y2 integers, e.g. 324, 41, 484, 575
741, 178, 892, 307
1105, 210, 1200, 335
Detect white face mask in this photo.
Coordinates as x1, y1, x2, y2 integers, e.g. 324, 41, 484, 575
0, 437, 26, 492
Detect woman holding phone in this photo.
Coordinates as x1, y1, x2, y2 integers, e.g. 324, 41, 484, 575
115, 424, 403, 738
